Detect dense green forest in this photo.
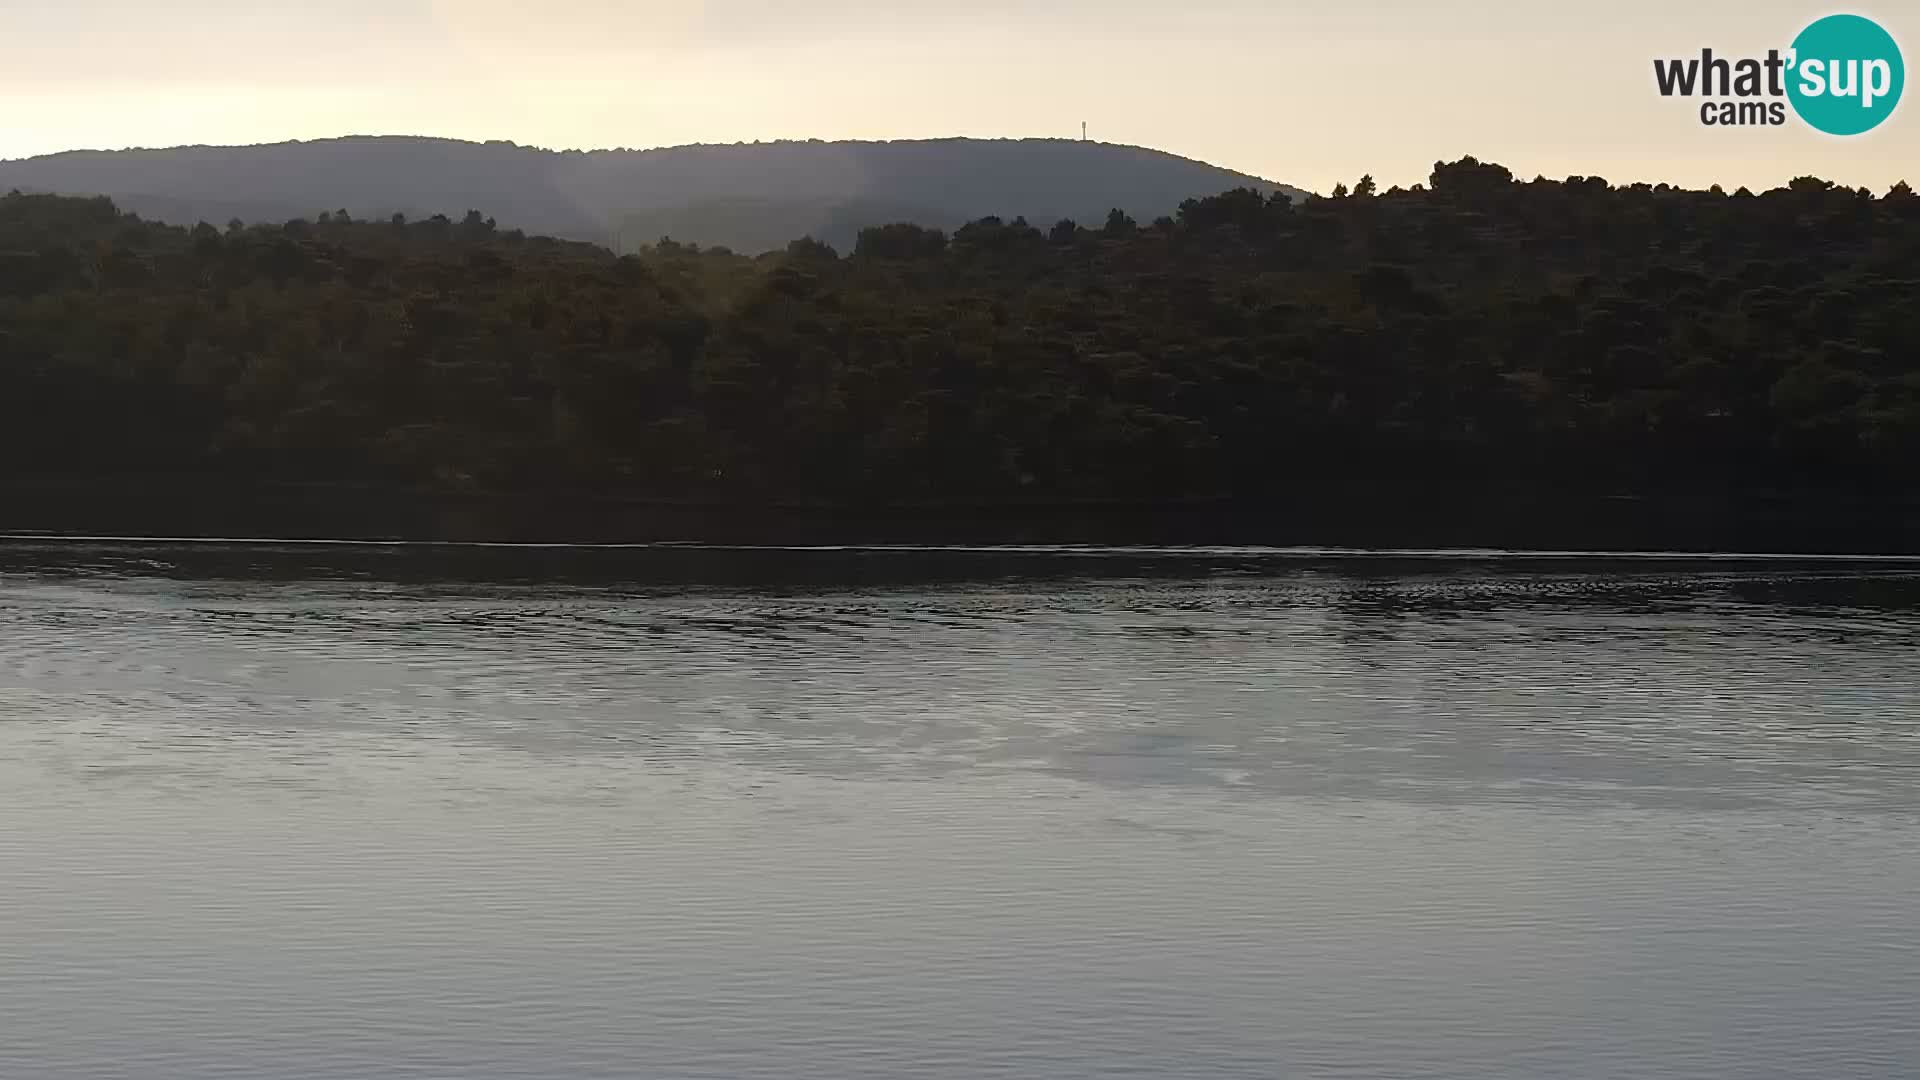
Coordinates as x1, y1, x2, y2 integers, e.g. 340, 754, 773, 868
2, 158, 1918, 541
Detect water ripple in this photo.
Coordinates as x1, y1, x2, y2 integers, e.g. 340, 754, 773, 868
2, 547, 1919, 1079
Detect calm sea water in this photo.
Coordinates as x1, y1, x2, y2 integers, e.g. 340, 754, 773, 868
3, 542, 1918, 1080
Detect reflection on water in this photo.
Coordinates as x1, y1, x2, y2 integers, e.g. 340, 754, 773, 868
2, 543, 1918, 1080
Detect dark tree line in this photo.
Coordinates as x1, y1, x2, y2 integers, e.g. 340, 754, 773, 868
3, 158, 1918, 518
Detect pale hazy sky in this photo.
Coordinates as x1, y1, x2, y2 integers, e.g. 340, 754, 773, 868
1, 0, 1911, 193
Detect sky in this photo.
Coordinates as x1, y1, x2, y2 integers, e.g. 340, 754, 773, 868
0, 0, 1911, 194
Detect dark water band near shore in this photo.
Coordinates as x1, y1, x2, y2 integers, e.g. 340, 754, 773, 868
5, 479, 1919, 552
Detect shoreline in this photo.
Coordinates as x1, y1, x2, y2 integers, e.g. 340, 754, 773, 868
3, 483, 1920, 555
7, 534, 1920, 564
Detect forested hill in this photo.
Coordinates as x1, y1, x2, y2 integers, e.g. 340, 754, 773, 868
0, 136, 1299, 253
2, 158, 1918, 546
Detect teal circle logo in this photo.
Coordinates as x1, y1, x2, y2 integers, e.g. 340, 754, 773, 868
1787, 14, 1904, 135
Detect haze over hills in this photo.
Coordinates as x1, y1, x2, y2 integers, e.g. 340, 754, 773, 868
0, 136, 1304, 252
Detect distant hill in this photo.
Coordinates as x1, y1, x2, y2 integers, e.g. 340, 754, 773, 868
0, 136, 1304, 252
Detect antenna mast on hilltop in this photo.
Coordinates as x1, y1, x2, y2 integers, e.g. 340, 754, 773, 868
1081, 122, 1087, 142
